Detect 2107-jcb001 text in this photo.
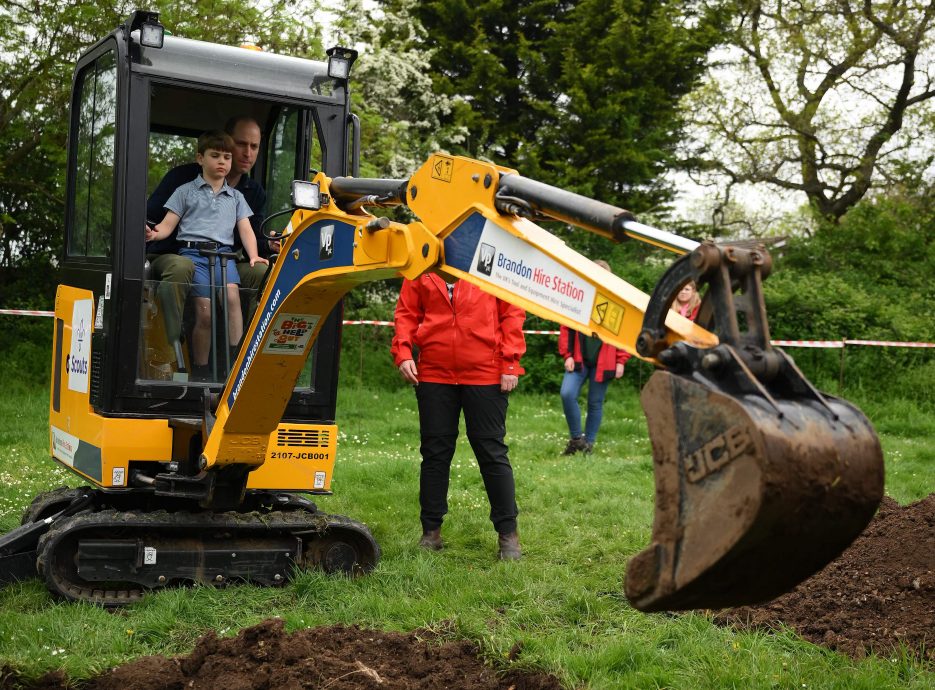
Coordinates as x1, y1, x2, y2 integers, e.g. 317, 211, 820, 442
269, 451, 331, 460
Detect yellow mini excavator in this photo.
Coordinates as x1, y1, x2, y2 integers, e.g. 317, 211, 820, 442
0, 11, 883, 610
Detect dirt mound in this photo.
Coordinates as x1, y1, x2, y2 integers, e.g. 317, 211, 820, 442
716, 494, 934, 662
3, 618, 562, 690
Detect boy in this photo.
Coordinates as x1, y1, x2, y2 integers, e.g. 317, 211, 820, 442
146, 130, 268, 380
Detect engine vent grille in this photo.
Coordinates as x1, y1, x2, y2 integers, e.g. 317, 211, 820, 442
89, 349, 104, 407
276, 428, 331, 448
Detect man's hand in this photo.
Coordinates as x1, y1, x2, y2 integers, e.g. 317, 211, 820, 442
564, 356, 575, 372
615, 363, 625, 379
268, 239, 282, 254
398, 359, 419, 385
249, 256, 269, 267
500, 374, 518, 392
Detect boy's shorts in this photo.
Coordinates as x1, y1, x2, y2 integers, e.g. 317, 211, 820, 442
179, 247, 240, 299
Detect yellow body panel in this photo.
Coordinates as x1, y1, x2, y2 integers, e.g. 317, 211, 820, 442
50, 286, 172, 488
200, 175, 442, 470
246, 423, 337, 492
198, 158, 718, 472
406, 155, 718, 356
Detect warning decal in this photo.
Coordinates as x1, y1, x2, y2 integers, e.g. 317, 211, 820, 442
591, 294, 625, 335
431, 155, 453, 182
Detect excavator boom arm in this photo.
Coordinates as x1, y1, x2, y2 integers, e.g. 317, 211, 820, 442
201, 154, 883, 612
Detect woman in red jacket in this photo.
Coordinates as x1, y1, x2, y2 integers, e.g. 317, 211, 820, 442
391, 275, 526, 560
559, 260, 631, 455
674, 280, 701, 320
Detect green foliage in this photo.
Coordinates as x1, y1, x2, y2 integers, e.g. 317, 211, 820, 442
397, 0, 729, 210
763, 193, 935, 399
681, 0, 935, 223
0, 0, 325, 310
397, 0, 566, 163
338, 285, 400, 391
516, 315, 561, 394
332, 0, 467, 179
0, 317, 52, 390
536, 1, 730, 209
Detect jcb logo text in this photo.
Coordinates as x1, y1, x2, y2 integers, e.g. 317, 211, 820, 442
682, 425, 753, 483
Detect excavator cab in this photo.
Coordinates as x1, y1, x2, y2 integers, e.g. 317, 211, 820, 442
64, 11, 349, 418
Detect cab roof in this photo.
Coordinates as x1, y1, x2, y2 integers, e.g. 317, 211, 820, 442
131, 32, 341, 105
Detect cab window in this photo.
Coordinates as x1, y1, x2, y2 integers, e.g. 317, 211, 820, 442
266, 107, 301, 215
138, 88, 328, 391
147, 132, 196, 196
69, 49, 118, 258
265, 108, 325, 216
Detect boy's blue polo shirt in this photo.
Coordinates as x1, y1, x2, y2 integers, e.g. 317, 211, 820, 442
164, 175, 252, 245
146, 162, 269, 256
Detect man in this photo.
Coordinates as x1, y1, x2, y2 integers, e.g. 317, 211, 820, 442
391, 275, 526, 560
146, 116, 270, 348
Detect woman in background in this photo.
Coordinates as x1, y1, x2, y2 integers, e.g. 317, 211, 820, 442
558, 260, 631, 455
674, 280, 701, 321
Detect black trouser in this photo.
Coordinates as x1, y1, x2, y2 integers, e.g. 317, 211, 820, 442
414, 382, 518, 535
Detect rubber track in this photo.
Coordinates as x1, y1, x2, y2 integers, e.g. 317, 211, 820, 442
20, 486, 92, 525
36, 508, 379, 606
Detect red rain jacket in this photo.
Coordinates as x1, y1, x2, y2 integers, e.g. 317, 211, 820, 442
558, 325, 631, 383
391, 275, 526, 385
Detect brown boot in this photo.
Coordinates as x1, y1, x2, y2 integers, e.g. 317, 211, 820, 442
498, 531, 522, 561
419, 528, 443, 551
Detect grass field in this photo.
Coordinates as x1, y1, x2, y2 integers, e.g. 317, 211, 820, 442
0, 381, 931, 689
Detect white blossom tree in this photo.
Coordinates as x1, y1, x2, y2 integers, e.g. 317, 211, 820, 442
331, 0, 465, 178
682, 0, 935, 225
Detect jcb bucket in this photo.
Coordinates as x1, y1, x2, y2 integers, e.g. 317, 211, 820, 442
626, 362, 884, 612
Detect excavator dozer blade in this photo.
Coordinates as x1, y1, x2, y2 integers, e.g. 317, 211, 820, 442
625, 366, 884, 612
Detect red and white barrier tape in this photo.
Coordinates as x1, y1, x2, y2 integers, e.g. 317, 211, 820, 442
844, 339, 935, 349
0, 309, 54, 317
771, 340, 845, 349
3, 310, 932, 348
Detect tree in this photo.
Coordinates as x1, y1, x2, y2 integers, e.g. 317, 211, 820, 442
538, 0, 730, 210
683, 0, 935, 225
388, 0, 728, 214
0, 0, 325, 306
330, 0, 466, 179
396, 0, 568, 167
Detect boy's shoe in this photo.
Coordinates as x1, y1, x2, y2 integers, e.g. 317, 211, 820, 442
562, 436, 589, 455
582, 441, 594, 454
418, 528, 443, 551
190, 365, 212, 383
498, 532, 522, 560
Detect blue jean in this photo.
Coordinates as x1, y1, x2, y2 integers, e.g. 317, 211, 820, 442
179, 247, 239, 298
560, 364, 610, 444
